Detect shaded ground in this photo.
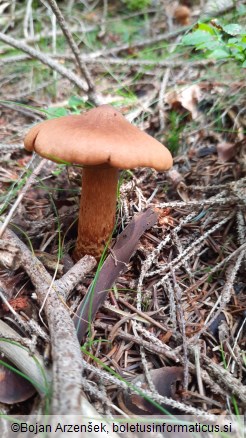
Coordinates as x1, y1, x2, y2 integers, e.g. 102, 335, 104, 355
0, 0, 245, 424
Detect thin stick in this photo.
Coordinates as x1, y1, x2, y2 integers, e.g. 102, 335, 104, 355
23, 0, 33, 39
0, 158, 46, 238
2, 228, 96, 414
87, 25, 190, 59
158, 67, 171, 131
45, 0, 97, 100
0, 32, 88, 93
0, 53, 214, 69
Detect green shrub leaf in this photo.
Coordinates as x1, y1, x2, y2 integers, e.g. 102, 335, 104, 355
46, 107, 69, 119
182, 30, 214, 46
222, 24, 244, 36
208, 49, 230, 59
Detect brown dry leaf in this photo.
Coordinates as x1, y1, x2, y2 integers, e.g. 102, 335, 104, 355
117, 367, 184, 415
217, 142, 237, 162
0, 360, 36, 404
166, 168, 184, 187
165, 85, 202, 119
73, 208, 158, 342
155, 208, 174, 227
177, 181, 190, 202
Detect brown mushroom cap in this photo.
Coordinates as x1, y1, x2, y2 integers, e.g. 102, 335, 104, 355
174, 5, 191, 25
24, 105, 173, 171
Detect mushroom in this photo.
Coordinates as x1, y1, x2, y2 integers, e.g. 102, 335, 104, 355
173, 5, 191, 25
24, 105, 173, 260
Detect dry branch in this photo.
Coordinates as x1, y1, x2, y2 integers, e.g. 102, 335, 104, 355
0, 53, 214, 69
0, 32, 89, 95
1, 228, 96, 414
87, 25, 190, 58
0, 159, 46, 238
45, 0, 98, 104
201, 354, 246, 405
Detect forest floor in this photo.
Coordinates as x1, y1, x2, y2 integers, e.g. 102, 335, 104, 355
0, 0, 245, 433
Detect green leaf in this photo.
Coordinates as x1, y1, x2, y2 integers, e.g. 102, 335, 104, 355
228, 37, 239, 44
237, 4, 246, 16
233, 52, 245, 61
182, 30, 214, 46
242, 60, 246, 68
222, 24, 244, 36
68, 95, 84, 108
228, 39, 246, 53
208, 49, 230, 59
46, 107, 68, 119
197, 40, 222, 50
197, 22, 216, 35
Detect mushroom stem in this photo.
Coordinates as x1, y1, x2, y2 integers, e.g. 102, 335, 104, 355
73, 165, 119, 261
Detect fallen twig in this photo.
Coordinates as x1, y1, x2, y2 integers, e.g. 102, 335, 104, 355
0, 158, 46, 238
85, 25, 190, 59
1, 228, 96, 414
0, 32, 89, 95
45, 0, 99, 104
0, 53, 215, 69
0, 101, 44, 119
201, 354, 246, 406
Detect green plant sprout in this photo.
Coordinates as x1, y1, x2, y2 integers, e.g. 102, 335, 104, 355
182, 21, 246, 67
122, 0, 151, 12
166, 111, 186, 155
220, 344, 240, 416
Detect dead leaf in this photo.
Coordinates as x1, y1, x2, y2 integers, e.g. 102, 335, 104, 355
0, 241, 21, 270
166, 168, 184, 187
117, 366, 184, 415
155, 208, 174, 227
2, 296, 32, 315
0, 360, 36, 404
217, 142, 237, 162
73, 208, 159, 342
165, 85, 202, 119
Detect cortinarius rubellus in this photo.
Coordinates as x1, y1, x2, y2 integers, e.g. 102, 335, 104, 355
24, 105, 173, 260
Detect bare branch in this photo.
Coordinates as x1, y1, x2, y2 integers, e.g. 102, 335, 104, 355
0, 53, 214, 69
1, 228, 95, 414
0, 158, 46, 238
0, 31, 88, 94
44, 0, 97, 99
